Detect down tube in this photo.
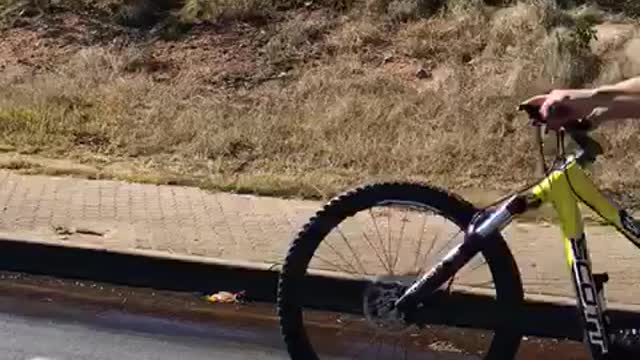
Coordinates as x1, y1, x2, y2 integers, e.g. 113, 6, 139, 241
532, 170, 610, 359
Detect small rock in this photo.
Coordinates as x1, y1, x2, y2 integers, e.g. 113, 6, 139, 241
53, 225, 74, 236
415, 67, 431, 79
383, 53, 394, 64
205, 290, 246, 304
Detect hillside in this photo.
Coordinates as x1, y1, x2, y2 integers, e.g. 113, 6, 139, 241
1, 0, 640, 206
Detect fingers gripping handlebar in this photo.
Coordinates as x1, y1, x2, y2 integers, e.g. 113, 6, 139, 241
517, 104, 603, 164
517, 103, 593, 131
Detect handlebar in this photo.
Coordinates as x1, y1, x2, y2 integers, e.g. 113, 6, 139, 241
517, 104, 603, 165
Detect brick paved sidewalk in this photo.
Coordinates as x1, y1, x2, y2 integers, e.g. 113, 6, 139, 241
0, 170, 639, 306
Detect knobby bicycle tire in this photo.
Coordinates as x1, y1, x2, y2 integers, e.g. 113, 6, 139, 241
277, 182, 525, 359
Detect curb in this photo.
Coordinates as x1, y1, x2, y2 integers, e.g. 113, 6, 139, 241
0, 235, 638, 341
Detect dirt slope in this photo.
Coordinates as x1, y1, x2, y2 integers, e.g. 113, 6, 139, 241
1, 0, 640, 206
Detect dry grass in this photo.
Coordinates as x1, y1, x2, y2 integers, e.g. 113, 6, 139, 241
178, 0, 273, 23
264, 9, 338, 68
397, 12, 488, 65
2, 0, 640, 209
327, 16, 386, 53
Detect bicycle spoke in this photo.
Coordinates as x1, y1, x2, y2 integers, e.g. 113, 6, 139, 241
362, 231, 393, 274
420, 226, 459, 270
443, 247, 493, 291
319, 240, 361, 275
452, 253, 492, 289
391, 207, 409, 273
369, 209, 393, 270
421, 217, 449, 266
314, 253, 357, 275
412, 211, 429, 272
336, 225, 367, 274
462, 256, 489, 279
431, 228, 462, 260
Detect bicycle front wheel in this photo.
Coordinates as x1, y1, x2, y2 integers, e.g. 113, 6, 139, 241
277, 182, 524, 359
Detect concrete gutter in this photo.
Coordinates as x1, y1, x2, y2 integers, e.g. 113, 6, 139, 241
0, 235, 638, 341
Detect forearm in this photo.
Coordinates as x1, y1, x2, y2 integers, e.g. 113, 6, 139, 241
592, 77, 640, 120
596, 76, 640, 95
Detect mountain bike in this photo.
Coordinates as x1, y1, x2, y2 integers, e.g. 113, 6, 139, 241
277, 103, 640, 359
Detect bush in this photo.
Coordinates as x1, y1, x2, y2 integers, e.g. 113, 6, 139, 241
543, 14, 599, 87
116, 0, 173, 28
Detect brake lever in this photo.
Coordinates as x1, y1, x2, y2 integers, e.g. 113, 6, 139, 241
518, 104, 549, 174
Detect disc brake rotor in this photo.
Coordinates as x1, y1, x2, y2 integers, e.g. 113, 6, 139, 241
363, 280, 412, 334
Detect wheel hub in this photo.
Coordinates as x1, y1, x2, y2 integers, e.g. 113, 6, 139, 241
363, 280, 412, 333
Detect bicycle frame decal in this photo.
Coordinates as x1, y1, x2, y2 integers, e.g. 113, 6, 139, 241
568, 234, 609, 356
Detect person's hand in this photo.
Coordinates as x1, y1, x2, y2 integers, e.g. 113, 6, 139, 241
520, 89, 604, 130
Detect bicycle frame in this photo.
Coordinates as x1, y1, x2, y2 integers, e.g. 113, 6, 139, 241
395, 142, 640, 360
527, 155, 615, 359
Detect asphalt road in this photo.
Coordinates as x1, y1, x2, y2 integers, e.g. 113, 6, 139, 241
0, 270, 591, 360
0, 293, 480, 360
0, 301, 284, 360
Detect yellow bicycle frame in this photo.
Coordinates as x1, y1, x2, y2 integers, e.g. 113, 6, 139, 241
524, 153, 640, 359
529, 156, 640, 266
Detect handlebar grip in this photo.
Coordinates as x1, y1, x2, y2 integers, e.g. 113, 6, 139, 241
518, 102, 570, 124
518, 103, 594, 131
518, 104, 543, 123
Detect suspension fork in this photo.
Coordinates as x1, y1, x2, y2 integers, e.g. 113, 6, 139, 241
394, 194, 530, 312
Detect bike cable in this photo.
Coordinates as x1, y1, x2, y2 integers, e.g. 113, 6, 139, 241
478, 126, 558, 211
559, 130, 603, 218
